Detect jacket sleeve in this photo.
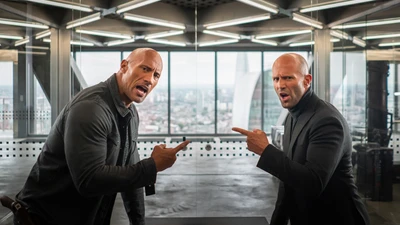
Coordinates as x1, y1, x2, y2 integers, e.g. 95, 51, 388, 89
257, 115, 345, 198
64, 100, 157, 197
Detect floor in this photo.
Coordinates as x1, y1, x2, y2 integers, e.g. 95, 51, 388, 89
0, 139, 399, 225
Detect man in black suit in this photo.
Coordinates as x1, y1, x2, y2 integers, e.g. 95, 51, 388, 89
233, 53, 370, 225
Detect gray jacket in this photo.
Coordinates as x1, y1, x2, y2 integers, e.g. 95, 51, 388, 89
16, 74, 157, 225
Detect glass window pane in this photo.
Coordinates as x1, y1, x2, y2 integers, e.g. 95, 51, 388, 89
30, 75, 51, 135
75, 52, 121, 87
217, 52, 262, 133
0, 61, 13, 138
170, 52, 215, 134
330, 52, 367, 132
123, 51, 168, 134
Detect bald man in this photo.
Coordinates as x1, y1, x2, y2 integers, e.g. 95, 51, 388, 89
233, 53, 370, 225
14, 48, 189, 225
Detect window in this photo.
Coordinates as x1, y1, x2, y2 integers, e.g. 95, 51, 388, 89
0, 61, 13, 138
170, 52, 215, 134
75, 52, 121, 87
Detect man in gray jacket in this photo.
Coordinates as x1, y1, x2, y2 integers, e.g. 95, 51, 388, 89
15, 48, 189, 225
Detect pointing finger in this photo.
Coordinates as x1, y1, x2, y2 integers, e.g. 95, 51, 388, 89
232, 127, 252, 136
173, 140, 190, 154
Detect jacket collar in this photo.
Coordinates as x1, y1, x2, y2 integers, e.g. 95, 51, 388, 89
106, 73, 133, 118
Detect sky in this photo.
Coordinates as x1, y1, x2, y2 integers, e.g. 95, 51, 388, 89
0, 61, 13, 86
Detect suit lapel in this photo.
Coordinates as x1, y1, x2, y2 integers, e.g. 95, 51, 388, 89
289, 110, 315, 154
288, 94, 319, 159
283, 115, 292, 157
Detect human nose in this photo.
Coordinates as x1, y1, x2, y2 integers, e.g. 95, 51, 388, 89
276, 79, 286, 89
143, 73, 155, 85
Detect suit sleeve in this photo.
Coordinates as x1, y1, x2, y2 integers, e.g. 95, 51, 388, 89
257, 116, 345, 198
64, 100, 157, 197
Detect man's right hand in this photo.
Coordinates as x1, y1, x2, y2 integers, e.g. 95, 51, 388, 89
151, 140, 190, 172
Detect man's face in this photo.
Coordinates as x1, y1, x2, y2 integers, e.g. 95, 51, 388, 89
272, 57, 311, 109
120, 52, 163, 103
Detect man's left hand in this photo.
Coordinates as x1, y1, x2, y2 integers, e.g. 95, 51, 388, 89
232, 127, 270, 155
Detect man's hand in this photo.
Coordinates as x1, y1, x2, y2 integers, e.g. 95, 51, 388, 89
232, 127, 270, 155
151, 140, 190, 172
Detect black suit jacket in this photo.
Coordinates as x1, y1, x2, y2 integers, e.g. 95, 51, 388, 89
257, 91, 370, 225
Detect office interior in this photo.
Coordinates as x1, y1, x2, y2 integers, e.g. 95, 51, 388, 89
0, 0, 400, 224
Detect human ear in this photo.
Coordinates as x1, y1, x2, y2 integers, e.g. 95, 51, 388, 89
120, 60, 129, 73
304, 74, 312, 87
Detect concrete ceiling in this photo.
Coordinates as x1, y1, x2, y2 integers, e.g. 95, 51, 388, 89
0, 0, 399, 51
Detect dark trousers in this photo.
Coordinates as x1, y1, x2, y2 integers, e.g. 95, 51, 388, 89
13, 212, 51, 225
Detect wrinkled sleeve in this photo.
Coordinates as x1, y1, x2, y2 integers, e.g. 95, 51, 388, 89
64, 100, 157, 197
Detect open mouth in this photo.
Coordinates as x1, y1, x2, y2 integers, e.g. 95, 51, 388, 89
136, 85, 148, 93
280, 93, 290, 101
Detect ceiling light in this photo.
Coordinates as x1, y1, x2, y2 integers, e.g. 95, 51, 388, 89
236, 0, 279, 14
204, 13, 270, 29
203, 30, 241, 39
18, 51, 47, 55
43, 38, 95, 46
292, 13, 323, 29
363, 33, 400, 40
123, 13, 185, 29
76, 29, 133, 39
66, 12, 101, 29
300, 0, 375, 13
105, 38, 136, 46
255, 30, 311, 39
116, 0, 160, 14
251, 38, 278, 46
352, 36, 366, 47
15, 37, 30, 46
289, 38, 339, 47
35, 29, 51, 39
70, 41, 94, 46
198, 39, 239, 47
144, 30, 184, 39
26, 0, 93, 12
379, 42, 400, 47
147, 39, 186, 46
0, 18, 49, 29
0, 34, 23, 40
332, 17, 400, 29
25, 46, 49, 50
330, 30, 350, 40
289, 41, 314, 47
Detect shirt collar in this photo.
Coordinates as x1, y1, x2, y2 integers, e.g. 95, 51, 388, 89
107, 73, 133, 118
288, 88, 313, 120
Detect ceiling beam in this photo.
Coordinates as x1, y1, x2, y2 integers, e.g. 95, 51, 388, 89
328, 0, 400, 28
0, 2, 59, 28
